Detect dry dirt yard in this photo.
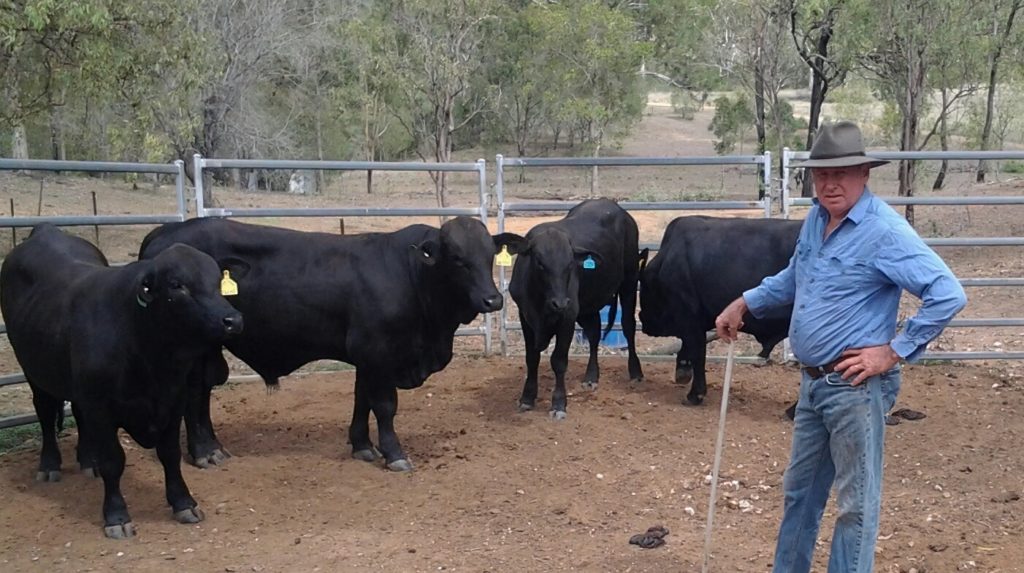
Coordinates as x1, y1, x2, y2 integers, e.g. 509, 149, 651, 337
0, 96, 1022, 572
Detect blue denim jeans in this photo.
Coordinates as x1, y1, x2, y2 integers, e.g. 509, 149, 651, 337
772, 367, 901, 573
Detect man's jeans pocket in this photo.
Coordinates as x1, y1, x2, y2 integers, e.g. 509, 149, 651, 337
879, 367, 902, 412
823, 372, 859, 387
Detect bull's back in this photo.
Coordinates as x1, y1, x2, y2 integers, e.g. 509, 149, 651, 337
141, 219, 433, 376
0, 225, 107, 395
658, 216, 799, 312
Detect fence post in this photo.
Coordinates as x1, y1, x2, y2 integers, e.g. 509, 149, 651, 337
762, 151, 772, 219
193, 154, 206, 217
174, 159, 187, 221
495, 154, 509, 357
477, 158, 492, 356
781, 148, 791, 219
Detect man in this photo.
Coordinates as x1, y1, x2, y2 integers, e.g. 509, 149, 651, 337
715, 121, 967, 573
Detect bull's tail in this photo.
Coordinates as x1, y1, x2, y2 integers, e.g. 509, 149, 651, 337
602, 294, 618, 340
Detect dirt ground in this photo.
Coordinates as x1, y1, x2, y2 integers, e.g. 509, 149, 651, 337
0, 95, 1023, 572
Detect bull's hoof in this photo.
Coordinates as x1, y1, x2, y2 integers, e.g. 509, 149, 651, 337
193, 448, 231, 468
80, 466, 99, 478
386, 459, 414, 472
549, 410, 567, 421
173, 507, 205, 524
685, 394, 705, 406
630, 375, 644, 384
352, 447, 383, 462
675, 365, 693, 386
581, 380, 598, 391
103, 522, 136, 539
35, 470, 61, 482
517, 401, 534, 412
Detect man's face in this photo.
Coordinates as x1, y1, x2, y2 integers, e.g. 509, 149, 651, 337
811, 164, 870, 220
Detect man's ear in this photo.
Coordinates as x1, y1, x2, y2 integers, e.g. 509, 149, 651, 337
411, 239, 440, 266
493, 233, 528, 255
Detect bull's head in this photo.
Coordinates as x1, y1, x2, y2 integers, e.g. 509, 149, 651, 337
411, 217, 525, 316
137, 244, 243, 342
513, 227, 601, 317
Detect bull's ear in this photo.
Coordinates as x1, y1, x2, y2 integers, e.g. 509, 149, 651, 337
493, 233, 528, 255
638, 248, 650, 272
573, 248, 602, 270
137, 273, 156, 308
411, 239, 439, 266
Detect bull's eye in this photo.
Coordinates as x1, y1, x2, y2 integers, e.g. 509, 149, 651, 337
170, 280, 183, 290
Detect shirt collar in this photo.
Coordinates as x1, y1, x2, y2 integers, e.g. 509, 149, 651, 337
811, 186, 874, 225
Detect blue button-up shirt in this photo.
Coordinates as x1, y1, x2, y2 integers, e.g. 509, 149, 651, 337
743, 188, 967, 366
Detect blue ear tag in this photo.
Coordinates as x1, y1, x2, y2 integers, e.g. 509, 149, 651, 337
582, 255, 596, 270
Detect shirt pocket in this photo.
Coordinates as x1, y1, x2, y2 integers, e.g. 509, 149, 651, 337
820, 256, 878, 301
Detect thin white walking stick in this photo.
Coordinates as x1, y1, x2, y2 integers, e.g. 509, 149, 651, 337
702, 340, 736, 573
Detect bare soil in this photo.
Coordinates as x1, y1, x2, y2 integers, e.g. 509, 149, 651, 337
1, 96, 1023, 572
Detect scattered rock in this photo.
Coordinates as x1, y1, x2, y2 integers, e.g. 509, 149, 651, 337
929, 543, 948, 552
991, 491, 1019, 503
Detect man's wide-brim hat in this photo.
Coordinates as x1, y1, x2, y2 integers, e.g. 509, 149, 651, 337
791, 121, 890, 169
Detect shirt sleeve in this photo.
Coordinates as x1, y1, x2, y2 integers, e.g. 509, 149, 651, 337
743, 248, 797, 318
874, 227, 968, 362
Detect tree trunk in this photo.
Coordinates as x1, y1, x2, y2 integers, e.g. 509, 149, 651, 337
314, 82, 325, 195
933, 87, 949, 190
11, 122, 29, 161
754, 51, 767, 201
802, 72, 827, 197
976, 0, 1021, 182
590, 127, 602, 198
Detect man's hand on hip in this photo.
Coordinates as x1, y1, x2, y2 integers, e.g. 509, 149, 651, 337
836, 344, 900, 385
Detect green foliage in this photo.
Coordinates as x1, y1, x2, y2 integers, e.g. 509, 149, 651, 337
709, 94, 755, 154
670, 90, 705, 120
765, 99, 807, 151
1002, 160, 1024, 173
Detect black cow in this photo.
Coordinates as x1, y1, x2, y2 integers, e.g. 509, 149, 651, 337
140, 217, 522, 471
507, 198, 645, 418
0, 224, 241, 538
639, 216, 800, 405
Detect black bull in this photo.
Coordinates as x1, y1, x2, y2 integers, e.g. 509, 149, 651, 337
0, 224, 241, 538
140, 216, 521, 471
506, 199, 645, 418
640, 216, 801, 405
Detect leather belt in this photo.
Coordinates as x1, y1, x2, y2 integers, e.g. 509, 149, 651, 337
803, 360, 841, 378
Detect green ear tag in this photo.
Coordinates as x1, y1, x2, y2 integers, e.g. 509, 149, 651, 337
582, 255, 596, 270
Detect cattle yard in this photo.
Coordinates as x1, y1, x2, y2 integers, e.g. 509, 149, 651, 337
1, 105, 1023, 572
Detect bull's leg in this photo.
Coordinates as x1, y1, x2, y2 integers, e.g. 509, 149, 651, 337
578, 311, 602, 390
548, 323, 575, 420
155, 416, 203, 525
681, 329, 708, 405
31, 388, 63, 482
369, 383, 411, 472
519, 323, 541, 411
349, 371, 381, 462
675, 344, 693, 386
185, 352, 231, 468
619, 281, 644, 382
72, 403, 98, 477
91, 417, 134, 539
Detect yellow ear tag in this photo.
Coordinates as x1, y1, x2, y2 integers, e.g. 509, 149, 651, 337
495, 245, 513, 267
220, 270, 239, 297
